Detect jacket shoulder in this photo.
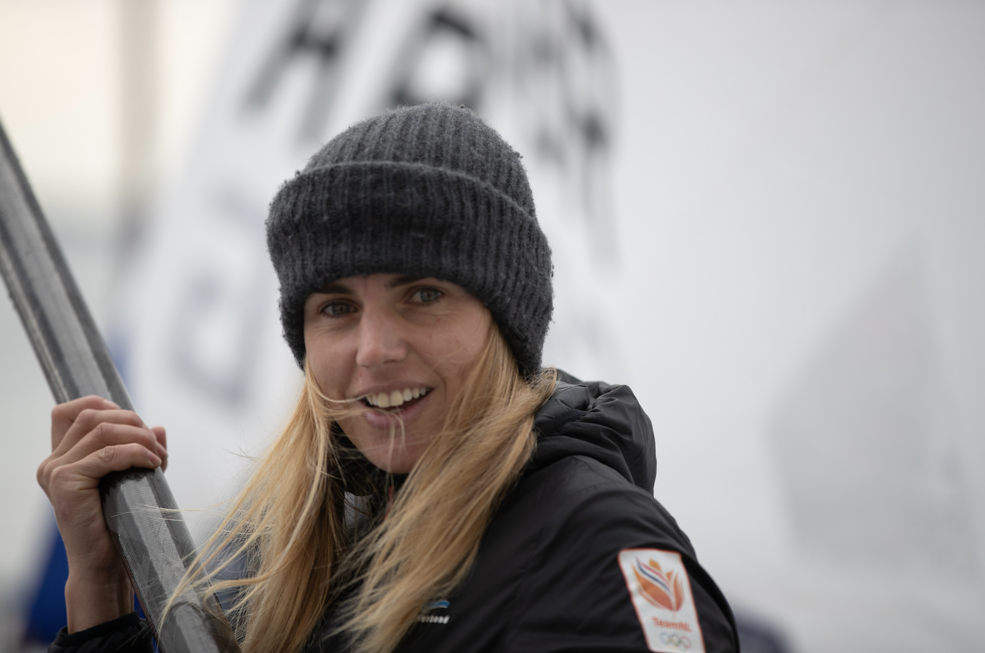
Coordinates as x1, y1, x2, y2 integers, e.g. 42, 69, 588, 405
527, 453, 692, 550
500, 456, 739, 652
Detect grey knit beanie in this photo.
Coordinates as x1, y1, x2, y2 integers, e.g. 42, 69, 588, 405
266, 103, 553, 376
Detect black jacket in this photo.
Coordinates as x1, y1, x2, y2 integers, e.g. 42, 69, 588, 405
50, 378, 739, 653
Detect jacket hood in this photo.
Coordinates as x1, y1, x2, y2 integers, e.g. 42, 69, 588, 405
530, 371, 657, 494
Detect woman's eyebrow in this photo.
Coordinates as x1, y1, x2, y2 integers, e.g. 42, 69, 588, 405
316, 282, 352, 294
387, 275, 426, 289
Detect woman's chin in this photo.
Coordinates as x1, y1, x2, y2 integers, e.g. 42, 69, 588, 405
343, 420, 434, 474
360, 445, 422, 474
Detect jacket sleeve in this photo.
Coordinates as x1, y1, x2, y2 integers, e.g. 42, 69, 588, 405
504, 463, 739, 653
48, 613, 154, 653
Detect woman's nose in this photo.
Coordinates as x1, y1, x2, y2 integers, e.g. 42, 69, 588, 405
354, 308, 407, 368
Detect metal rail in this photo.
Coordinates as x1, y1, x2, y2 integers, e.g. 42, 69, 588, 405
0, 115, 239, 652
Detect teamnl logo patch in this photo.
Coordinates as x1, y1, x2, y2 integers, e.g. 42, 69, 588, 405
618, 549, 706, 653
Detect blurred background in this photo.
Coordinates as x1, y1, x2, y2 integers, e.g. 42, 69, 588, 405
1, 0, 984, 651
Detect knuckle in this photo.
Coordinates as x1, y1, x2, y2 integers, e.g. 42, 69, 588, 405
122, 411, 143, 427
36, 460, 50, 488
99, 445, 121, 465
48, 464, 70, 488
92, 421, 113, 441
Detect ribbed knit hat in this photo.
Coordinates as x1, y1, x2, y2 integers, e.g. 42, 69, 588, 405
266, 103, 553, 376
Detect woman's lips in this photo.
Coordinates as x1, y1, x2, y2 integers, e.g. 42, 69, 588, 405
360, 389, 431, 430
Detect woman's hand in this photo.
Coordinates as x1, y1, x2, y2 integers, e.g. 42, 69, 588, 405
37, 396, 168, 632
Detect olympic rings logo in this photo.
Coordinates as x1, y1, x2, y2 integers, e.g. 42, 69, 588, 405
659, 632, 692, 651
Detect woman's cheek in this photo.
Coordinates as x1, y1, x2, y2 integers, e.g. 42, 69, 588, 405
322, 345, 360, 400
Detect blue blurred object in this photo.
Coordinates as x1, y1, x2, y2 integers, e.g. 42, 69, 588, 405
21, 520, 150, 646
21, 521, 67, 644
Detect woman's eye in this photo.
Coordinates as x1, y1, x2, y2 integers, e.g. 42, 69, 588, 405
412, 288, 443, 303
322, 302, 354, 317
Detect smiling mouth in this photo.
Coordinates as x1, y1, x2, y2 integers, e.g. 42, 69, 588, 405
362, 387, 431, 410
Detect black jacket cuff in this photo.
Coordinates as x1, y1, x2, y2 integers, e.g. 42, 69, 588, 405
49, 613, 153, 653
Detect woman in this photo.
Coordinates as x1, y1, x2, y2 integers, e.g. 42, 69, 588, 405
38, 103, 739, 653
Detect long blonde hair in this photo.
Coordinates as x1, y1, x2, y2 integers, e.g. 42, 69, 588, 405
171, 322, 556, 653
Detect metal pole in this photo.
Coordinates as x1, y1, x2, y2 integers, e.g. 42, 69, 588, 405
0, 116, 239, 652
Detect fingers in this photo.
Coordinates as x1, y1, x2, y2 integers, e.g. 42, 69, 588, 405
40, 437, 165, 501
56, 409, 156, 458
150, 426, 168, 472
41, 397, 169, 495
78, 442, 162, 480
50, 443, 163, 496
66, 420, 165, 464
51, 396, 117, 450
151, 425, 166, 451
37, 423, 167, 497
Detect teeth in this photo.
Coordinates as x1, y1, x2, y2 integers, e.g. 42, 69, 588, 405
365, 387, 429, 408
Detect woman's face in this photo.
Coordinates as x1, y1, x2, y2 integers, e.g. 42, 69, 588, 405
303, 273, 492, 473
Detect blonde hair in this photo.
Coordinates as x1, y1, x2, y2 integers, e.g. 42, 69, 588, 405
170, 322, 556, 653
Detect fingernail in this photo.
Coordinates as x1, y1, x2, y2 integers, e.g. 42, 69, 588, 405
150, 453, 162, 466
103, 399, 120, 409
